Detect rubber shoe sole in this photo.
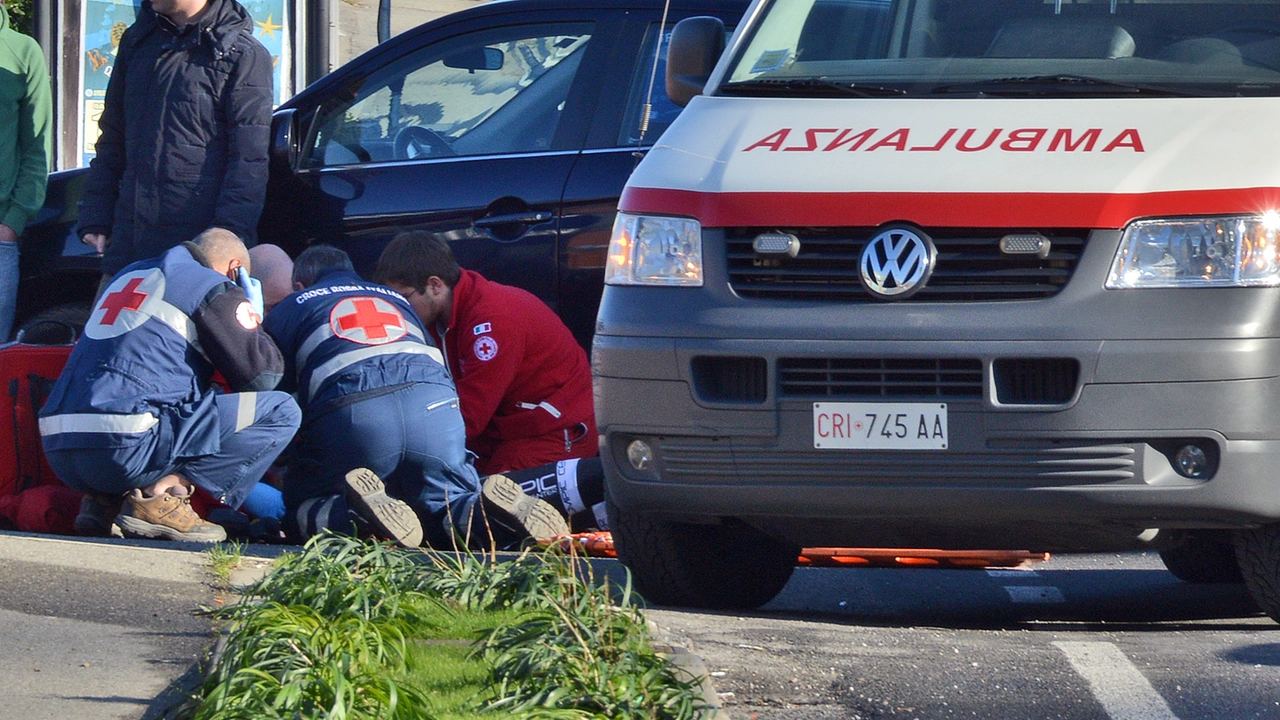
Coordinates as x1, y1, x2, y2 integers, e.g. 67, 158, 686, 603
481, 474, 570, 541
344, 468, 424, 548
116, 511, 227, 543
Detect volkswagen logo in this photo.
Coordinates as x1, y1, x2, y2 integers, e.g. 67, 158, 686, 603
859, 226, 936, 299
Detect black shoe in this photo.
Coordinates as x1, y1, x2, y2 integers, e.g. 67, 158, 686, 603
344, 468, 424, 548
480, 473, 570, 543
74, 493, 124, 537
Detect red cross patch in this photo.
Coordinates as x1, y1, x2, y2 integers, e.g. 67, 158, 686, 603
100, 278, 148, 325
85, 269, 165, 341
329, 296, 408, 345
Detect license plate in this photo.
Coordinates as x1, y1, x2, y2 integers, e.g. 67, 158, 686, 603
813, 402, 948, 450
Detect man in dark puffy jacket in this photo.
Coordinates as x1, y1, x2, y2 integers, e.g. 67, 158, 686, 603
78, 0, 272, 277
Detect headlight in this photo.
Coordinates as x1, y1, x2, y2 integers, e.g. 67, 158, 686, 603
1106, 213, 1280, 289
605, 213, 703, 286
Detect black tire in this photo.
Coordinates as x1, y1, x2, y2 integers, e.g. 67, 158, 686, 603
15, 302, 91, 345
609, 500, 799, 610
1235, 524, 1280, 622
1158, 532, 1245, 584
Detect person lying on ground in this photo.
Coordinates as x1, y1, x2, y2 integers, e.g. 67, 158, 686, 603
39, 228, 300, 542
261, 244, 568, 548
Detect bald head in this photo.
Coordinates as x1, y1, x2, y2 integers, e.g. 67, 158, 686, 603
249, 244, 295, 312
193, 228, 250, 275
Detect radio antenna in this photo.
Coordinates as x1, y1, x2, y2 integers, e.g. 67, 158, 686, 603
635, 0, 674, 159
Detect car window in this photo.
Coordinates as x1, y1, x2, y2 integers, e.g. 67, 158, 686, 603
307, 22, 594, 167
618, 22, 733, 147
618, 24, 682, 147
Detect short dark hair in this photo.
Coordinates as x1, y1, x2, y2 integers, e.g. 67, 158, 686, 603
374, 231, 461, 290
292, 245, 354, 288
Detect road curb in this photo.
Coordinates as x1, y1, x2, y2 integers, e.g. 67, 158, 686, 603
653, 642, 733, 720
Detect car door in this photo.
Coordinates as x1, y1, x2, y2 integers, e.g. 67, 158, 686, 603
557, 2, 747, 347
277, 11, 616, 305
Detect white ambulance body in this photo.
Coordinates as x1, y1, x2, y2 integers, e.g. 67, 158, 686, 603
594, 0, 1280, 613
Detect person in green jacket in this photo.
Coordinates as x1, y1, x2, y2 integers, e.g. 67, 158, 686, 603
0, 0, 52, 341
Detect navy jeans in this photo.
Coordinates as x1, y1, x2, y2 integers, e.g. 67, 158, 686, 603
285, 382, 483, 547
46, 390, 300, 508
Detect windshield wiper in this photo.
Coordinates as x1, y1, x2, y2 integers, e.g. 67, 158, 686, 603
720, 78, 907, 98
934, 74, 1214, 97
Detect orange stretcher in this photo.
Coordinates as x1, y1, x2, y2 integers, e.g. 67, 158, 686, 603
545, 532, 1049, 569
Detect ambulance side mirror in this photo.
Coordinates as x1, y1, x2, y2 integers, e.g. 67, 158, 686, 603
666, 16, 726, 108
269, 108, 300, 174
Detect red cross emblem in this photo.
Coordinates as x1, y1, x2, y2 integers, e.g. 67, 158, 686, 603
99, 277, 149, 325
330, 297, 408, 345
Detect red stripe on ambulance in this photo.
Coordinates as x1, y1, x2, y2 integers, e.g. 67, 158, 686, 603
618, 187, 1280, 229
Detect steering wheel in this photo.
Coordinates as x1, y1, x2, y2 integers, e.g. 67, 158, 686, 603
394, 126, 456, 160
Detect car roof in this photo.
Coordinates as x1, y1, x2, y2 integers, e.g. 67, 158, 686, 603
469, 0, 749, 16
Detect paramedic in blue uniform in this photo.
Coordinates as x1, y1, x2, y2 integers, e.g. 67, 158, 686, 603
39, 228, 300, 542
262, 245, 566, 548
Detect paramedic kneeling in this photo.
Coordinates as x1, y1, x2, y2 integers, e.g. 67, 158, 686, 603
263, 245, 567, 548
375, 231, 598, 476
39, 229, 300, 542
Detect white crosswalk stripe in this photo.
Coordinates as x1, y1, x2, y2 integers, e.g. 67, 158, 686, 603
1054, 641, 1181, 720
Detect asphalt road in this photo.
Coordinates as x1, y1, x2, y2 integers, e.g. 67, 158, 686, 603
645, 552, 1280, 720
2, 531, 1275, 720
0, 533, 222, 720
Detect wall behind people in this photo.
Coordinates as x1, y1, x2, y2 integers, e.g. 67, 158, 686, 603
337, 0, 486, 65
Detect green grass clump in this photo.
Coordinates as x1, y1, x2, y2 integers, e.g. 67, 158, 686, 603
206, 542, 243, 590
194, 535, 436, 720
473, 562, 705, 719
187, 533, 711, 720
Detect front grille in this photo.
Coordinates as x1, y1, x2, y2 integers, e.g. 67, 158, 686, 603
726, 227, 1087, 302
779, 357, 984, 399
658, 437, 1138, 486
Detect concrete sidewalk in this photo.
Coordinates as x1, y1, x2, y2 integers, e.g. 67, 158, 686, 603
0, 531, 275, 720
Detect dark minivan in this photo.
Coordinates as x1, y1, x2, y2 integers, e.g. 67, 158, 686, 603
14, 0, 746, 346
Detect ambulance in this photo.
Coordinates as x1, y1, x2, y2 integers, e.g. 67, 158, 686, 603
593, 0, 1280, 613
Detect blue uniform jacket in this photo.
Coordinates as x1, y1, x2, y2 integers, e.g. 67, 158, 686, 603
263, 269, 452, 412
40, 243, 284, 457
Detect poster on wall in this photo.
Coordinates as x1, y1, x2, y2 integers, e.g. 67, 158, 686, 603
80, 0, 292, 167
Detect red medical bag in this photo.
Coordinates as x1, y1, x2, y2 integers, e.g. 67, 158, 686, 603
0, 343, 73, 496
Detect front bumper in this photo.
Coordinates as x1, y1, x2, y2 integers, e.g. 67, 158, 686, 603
595, 335, 1280, 551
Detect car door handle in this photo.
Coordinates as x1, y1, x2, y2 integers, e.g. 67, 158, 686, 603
474, 211, 553, 228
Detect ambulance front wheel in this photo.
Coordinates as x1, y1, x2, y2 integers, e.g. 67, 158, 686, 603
609, 500, 799, 610
1235, 524, 1280, 623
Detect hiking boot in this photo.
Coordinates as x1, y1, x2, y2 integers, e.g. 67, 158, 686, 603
480, 473, 570, 543
74, 493, 124, 537
116, 489, 227, 543
344, 468, 424, 548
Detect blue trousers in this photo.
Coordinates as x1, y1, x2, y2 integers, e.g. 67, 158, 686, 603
47, 391, 300, 509
285, 382, 483, 547
0, 239, 16, 341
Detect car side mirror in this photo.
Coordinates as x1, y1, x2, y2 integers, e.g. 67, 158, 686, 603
443, 47, 504, 72
270, 108, 299, 173
666, 16, 726, 108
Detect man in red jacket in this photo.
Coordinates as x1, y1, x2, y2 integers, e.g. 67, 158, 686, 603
375, 231, 598, 476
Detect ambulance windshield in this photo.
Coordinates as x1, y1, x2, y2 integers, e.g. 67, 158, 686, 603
722, 0, 1280, 96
